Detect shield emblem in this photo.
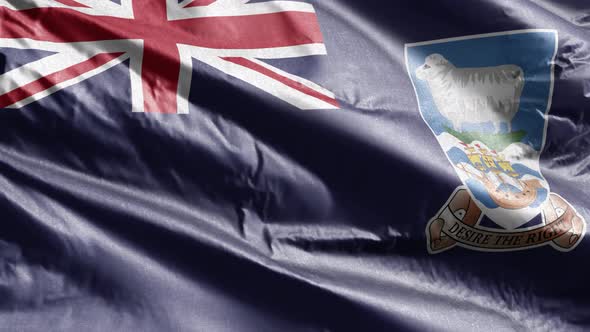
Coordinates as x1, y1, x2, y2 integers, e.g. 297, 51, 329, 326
405, 30, 558, 231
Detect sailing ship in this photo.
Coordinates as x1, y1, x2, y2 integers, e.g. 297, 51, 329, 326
456, 142, 542, 209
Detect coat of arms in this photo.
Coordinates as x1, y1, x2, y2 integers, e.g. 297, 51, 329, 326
405, 30, 586, 253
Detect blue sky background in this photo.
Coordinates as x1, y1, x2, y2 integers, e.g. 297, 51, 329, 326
406, 31, 556, 152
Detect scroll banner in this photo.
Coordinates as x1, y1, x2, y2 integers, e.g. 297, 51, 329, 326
427, 188, 586, 253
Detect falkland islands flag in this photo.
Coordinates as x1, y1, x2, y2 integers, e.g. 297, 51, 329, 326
0, 1, 589, 331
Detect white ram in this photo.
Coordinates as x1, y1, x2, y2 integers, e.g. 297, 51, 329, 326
416, 54, 524, 133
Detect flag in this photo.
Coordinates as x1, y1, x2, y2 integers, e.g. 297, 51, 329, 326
0, 0, 588, 331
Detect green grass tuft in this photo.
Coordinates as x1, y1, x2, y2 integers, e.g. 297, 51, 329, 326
444, 127, 526, 151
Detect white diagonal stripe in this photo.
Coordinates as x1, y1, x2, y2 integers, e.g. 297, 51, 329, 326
167, 0, 314, 20
180, 45, 337, 110
6, 54, 129, 108
247, 57, 335, 99
0, 52, 92, 96
0, 39, 143, 109
0, 0, 133, 18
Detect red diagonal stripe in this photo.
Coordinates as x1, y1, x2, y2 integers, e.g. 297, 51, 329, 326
223, 57, 339, 108
54, 0, 91, 8
184, 0, 216, 7
0, 52, 123, 109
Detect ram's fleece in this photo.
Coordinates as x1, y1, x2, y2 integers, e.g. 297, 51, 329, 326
416, 54, 524, 133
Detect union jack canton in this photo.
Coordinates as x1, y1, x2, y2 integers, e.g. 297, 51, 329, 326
0, 0, 339, 113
